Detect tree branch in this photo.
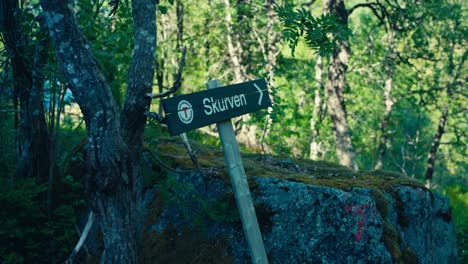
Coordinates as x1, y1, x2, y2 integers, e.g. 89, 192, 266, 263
180, 133, 205, 176
145, 111, 166, 124
146, 46, 187, 99
120, 0, 157, 148
348, 2, 388, 26
40, 0, 117, 123
65, 211, 95, 264
301, 1, 317, 8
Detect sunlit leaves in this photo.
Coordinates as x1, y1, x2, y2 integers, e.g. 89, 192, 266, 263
275, 4, 350, 57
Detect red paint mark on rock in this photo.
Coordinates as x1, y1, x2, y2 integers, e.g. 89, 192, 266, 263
345, 203, 370, 242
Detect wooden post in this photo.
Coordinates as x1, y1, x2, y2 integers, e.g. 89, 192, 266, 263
206, 79, 268, 264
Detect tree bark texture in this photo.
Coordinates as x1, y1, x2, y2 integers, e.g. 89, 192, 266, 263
310, 56, 323, 160
40, 0, 156, 262
265, 0, 280, 87
236, 0, 252, 74
224, 0, 245, 83
2, 0, 51, 182
223, 0, 259, 150
424, 106, 448, 187
156, 12, 169, 116
424, 47, 464, 187
375, 30, 396, 170
204, 0, 212, 70
323, 0, 358, 171
176, 0, 184, 52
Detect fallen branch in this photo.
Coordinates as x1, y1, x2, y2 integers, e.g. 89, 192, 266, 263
180, 133, 205, 176
65, 211, 95, 264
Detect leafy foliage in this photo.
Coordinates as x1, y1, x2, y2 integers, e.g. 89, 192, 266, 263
0, 178, 82, 263
275, 4, 350, 56
444, 186, 468, 263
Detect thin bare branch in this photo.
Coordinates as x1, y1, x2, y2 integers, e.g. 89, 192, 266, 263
301, 1, 317, 8
348, 2, 388, 27
147, 47, 187, 99
180, 133, 205, 176
145, 111, 166, 124
65, 212, 95, 264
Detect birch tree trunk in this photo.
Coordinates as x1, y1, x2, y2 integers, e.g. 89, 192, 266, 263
40, 0, 156, 262
223, 0, 259, 149
424, 46, 465, 187
375, 30, 396, 170
323, 0, 358, 170
425, 105, 448, 188
237, 0, 252, 74
176, 0, 184, 52
265, 0, 279, 87
224, 0, 244, 83
310, 57, 324, 160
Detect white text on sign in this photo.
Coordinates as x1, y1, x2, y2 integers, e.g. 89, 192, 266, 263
203, 94, 247, 115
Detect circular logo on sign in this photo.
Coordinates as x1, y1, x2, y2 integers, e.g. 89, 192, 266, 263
177, 100, 193, 124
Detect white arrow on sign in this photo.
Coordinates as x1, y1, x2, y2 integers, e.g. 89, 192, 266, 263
254, 83, 263, 106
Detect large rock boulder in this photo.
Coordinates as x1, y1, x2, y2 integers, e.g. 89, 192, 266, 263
141, 139, 457, 263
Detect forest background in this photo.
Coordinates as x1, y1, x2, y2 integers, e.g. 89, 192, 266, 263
0, 0, 466, 263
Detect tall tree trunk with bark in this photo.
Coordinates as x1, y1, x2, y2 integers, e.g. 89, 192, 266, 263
323, 0, 358, 170
224, 0, 244, 83
375, 30, 396, 170
223, 0, 259, 149
265, 0, 279, 87
236, 0, 251, 74
425, 105, 448, 188
40, 0, 156, 262
2, 0, 51, 183
259, 0, 280, 154
424, 46, 465, 187
176, 0, 184, 52
204, 0, 212, 73
156, 11, 170, 116
310, 56, 324, 160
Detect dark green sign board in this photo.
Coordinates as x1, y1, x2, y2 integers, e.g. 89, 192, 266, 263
162, 79, 271, 135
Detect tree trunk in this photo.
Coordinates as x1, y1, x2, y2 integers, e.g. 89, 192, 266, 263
374, 77, 393, 170
310, 57, 324, 160
323, 0, 358, 170
176, 0, 184, 52
40, 0, 156, 262
156, 11, 169, 116
265, 0, 280, 87
375, 31, 396, 170
425, 106, 448, 188
224, 0, 244, 83
423, 49, 461, 188
236, 0, 252, 74
204, 0, 212, 70
223, 0, 259, 150
2, 0, 51, 182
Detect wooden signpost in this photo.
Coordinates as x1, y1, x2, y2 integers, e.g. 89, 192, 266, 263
162, 79, 271, 136
161, 79, 271, 264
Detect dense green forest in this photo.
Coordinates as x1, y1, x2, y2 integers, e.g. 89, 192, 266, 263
0, 0, 466, 263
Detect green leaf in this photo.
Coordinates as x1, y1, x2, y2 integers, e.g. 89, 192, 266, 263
158, 5, 168, 14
